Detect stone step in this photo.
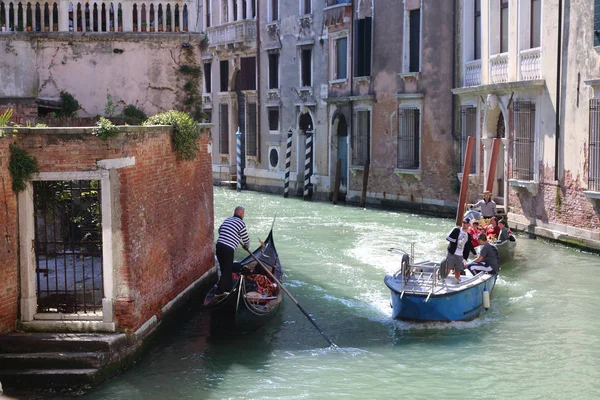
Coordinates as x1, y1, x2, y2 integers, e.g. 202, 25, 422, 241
0, 333, 127, 354
0, 351, 109, 370
0, 368, 99, 392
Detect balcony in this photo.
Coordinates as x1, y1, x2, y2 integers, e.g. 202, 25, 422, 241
490, 53, 509, 84
519, 47, 541, 81
464, 59, 482, 87
206, 19, 256, 49
324, 0, 352, 27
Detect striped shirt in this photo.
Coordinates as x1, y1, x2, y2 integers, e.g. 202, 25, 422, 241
217, 216, 250, 250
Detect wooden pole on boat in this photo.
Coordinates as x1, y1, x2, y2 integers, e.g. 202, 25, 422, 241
360, 161, 370, 208
485, 138, 502, 192
243, 248, 337, 348
456, 136, 475, 226
332, 158, 342, 205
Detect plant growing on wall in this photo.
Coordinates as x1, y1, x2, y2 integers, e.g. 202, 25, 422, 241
104, 92, 117, 117
8, 143, 39, 192
144, 110, 200, 160
122, 104, 147, 124
59, 91, 80, 117
177, 47, 207, 122
93, 117, 119, 140
1, 109, 14, 137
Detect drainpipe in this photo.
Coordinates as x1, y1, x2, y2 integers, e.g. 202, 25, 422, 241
256, 0, 261, 162
554, 0, 563, 181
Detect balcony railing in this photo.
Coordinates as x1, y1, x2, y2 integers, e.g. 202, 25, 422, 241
206, 19, 256, 48
326, 0, 351, 6
464, 59, 482, 87
490, 53, 509, 84
324, 0, 352, 26
519, 47, 541, 81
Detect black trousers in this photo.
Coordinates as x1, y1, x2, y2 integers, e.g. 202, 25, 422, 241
216, 243, 235, 294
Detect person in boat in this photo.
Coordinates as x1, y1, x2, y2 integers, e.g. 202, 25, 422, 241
468, 219, 481, 248
215, 206, 251, 297
445, 218, 477, 283
467, 191, 497, 219
497, 219, 510, 243
465, 232, 500, 275
485, 216, 501, 240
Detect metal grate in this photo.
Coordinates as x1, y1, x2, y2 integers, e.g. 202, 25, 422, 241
460, 106, 477, 174
397, 107, 420, 169
219, 103, 229, 154
34, 180, 103, 314
589, 99, 600, 191
512, 101, 535, 180
352, 110, 370, 166
246, 103, 257, 157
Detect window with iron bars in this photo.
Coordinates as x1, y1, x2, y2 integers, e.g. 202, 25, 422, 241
512, 101, 536, 180
397, 107, 420, 169
246, 103, 257, 157
352, 110, 370, 166
460, 106, 477, 174
589, 99, 600, 191
219, 103, 229, 154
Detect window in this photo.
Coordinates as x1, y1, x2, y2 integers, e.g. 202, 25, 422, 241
474, 0, 481, 60
352, 110, 370, 166
501, 0, 509, 53
204, 62, 212, 93
301, 0, 311, 15
242, 0, 247, 19
268, 107, 279, 132
354, 18, 372, 77
220, 60, 229, 92
205, 0, 210, 27
596, 0, 600, 47
269, 147, 279, 169
271, 0, 278, 21
397, 107, 420, 169
408, 9, 421, 73
219, 104, 229, 154
246, 103, 258, 157
530, 0, 541, 48
460, 106, 477, 174
301, 48, 312, 87
268, 52, 279, 89
240, 57, 256, 90
589, 99, 600, 191
334, 37, 348, 80
512, 101, 536, 180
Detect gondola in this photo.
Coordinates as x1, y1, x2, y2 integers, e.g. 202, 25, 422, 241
203, 229, 283, 330
464, 210, 517, 264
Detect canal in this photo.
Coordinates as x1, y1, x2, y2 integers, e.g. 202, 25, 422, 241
85, 187, 600, 399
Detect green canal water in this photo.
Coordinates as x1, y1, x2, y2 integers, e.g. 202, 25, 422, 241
85, 187, 600, 399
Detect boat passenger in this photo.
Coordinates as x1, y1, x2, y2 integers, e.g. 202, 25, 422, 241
485, 216, 501, 240
215, 206, 251, 297
497, 219, 510, 243
446, 218, 477, 283
468, 219, 481, 248
465, 233, 500, 275
467, 191, 497, 219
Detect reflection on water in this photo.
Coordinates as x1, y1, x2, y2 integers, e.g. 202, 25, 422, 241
83, 187, 600, 399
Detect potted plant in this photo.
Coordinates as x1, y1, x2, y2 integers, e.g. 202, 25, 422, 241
141, 21, 147, 32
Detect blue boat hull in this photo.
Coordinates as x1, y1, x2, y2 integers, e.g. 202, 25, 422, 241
390, 275, 497, 322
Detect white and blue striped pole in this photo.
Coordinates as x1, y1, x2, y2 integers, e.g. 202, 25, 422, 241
304, 127, 313, 200
284, 128, 293, 198
236, 127, 242, 192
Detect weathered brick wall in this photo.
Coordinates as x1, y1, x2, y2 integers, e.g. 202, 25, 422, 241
0, 126, 214, 333
0, 140, 19, 333
0, 102, 38, 125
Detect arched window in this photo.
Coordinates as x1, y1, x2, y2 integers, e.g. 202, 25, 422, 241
166, 4, 171, 32
84, 3, 90, 31
182, 4, 187, 32
26, 2, 32, 31
109, 2, 114, 31
132, 3, 137, 31
174, 3, 179, 32
43, 3, 50, 31
141, 3, 146, 31
157, 3, 162, 31
149, 3, 154, 31
117, 2, 121, 31
92, 3, 97, 31
0, 3, 6, 31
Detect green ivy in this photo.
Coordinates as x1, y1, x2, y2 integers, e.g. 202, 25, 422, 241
60, 91, 80, 117
144, 110, 199, 160
93, 117, 120, 140
8, 143, 39, 193
123, 104, 147, 123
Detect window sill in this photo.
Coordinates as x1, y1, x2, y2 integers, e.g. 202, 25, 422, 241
349, 165, 365, 175
329, 78, 348, 84
508, 179, 538, 196
353, 76, 371, 82
268, 130, 280, 135
583, 190, 600, 203
394, 168, 422, 180
398, 72, 420, 82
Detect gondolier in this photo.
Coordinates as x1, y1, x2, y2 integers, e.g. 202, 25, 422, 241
467, 191, 497, 219
215, 206, 251, 296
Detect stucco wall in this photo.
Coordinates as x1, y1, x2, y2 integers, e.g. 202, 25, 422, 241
0, 33, 204, 117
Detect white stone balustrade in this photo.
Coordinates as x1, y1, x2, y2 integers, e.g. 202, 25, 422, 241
519, 47, 541, 81
490, 52, 509, 84
206, 18, 255, 47
0, 0, 199, 33
463, 59, 482, 87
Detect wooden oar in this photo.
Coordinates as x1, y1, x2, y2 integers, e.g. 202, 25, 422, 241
243, 248, 338, 348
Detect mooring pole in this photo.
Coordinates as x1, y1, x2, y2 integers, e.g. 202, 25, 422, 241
284, 128, 292, 198
456, 136, 475, 225
333, 158, 341, 205
304, 127, 313, 200
236, 128, 242, 192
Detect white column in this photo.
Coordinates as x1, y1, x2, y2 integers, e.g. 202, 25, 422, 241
49, 3, 53, 31
245, 0, 251, 19
14, 3, 18, 31
236, 0, 241, 20
137, 4, 141, 31
170, 4, 174, 31
103, 2, 108, 31
228, 0, 233, 23
123, 2, 132, 30
4, 4, 9, 30
83, 3, 87, 31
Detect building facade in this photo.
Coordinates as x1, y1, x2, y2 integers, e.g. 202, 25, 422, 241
453, 0, 600, 250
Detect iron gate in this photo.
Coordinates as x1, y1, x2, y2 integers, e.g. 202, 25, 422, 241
33, 180, 103, 313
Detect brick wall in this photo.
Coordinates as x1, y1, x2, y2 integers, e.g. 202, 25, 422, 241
0, 102, 38, 125
0, 140, 19, 333
0, 126, 214, 333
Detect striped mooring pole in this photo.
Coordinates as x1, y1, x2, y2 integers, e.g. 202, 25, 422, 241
284, 128, 293, 198
303, 127, 313, 200
236, 128, 242, 192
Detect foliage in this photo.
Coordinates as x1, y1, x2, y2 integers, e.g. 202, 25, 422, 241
179, 64, 202, 75
122, 104, 147, 123
0, 109, 13, 126
177, 47, 208, 122
199, 32, 209, 52
93, 117, 120, 140
144, 110, 199, 160
8, 143, 39, 193
60, 91, 80, 117
104, 92, 117, 117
